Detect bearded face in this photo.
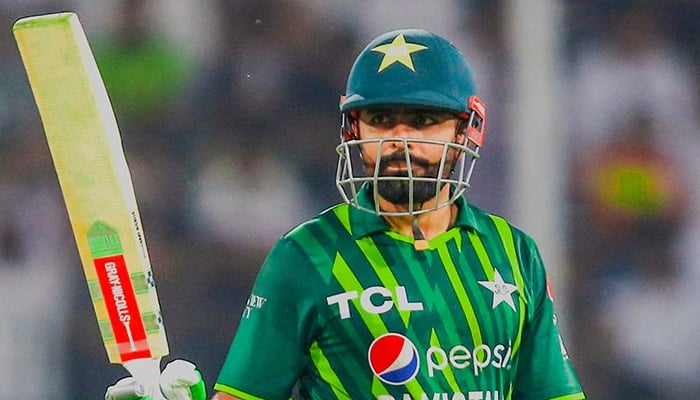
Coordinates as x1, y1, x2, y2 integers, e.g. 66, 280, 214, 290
335, 106, 481, 216
364, 143, 462, 206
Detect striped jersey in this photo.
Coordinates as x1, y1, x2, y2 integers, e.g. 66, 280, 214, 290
215, 187, 585, 400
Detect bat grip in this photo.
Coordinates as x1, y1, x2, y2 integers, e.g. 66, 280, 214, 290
123, 358, 164, 400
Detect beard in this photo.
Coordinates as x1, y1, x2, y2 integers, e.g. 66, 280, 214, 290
368, 151, 457, 206
375, 174, 441, 205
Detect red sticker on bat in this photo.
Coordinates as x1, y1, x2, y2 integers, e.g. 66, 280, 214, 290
94, 255, 151, 362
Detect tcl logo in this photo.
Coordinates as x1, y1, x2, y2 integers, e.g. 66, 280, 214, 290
326, 286, 424, 319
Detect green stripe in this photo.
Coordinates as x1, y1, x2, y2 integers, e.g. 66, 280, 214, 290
330, 254, 395, 398
464, 230, 502, 338
428, 329, 460, 393
466, 230, 493, 275
355, 236, 413, 326
549, 393, 586, 400
212, 383, 275, 400
332, 250, 427, 398
489, 216, 528, 362
388, 236, 474, 392
428, 227, 461, 249
289, 220, 369, 397
490, 216, 527, 303
332, 254, 388, 337
384, 230, 414, 244
370, 377, 387, 398
383, 234, 464, 343
287, 218, 337, 285
465, 228, 524, 378
437, 245, 483, 347
309, 341, 350, 399
465, 230, 497, 300
333, 205, 352, 235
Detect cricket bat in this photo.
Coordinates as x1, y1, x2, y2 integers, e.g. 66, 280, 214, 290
13, 12, 168, 398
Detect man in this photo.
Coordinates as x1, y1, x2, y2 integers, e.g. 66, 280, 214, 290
107, 28, 585, 400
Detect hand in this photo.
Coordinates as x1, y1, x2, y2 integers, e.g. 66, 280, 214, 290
159, 359, 206, 400
105, 360, 206, 400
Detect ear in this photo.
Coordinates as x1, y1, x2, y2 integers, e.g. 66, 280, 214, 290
343, 111, 360, 141
453, 118, 469, 145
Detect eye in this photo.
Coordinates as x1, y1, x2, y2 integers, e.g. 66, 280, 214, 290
367, 113, 393, 126
411, 113, 438, 127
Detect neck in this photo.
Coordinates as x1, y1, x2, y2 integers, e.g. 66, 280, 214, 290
377, 184, 457, 241
383, 203, 457, 240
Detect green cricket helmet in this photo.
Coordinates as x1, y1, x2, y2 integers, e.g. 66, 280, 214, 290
341, 28, 479, 115
336, 28, 486, 216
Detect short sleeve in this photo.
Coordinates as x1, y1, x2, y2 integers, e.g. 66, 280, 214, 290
215, 238, 318, 400
513, 239, 585, 400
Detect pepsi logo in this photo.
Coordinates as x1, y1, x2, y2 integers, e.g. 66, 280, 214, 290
368, 333, 420, 385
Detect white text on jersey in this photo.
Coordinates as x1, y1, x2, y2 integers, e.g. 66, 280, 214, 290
378, 390, 501, 400
326, 286, 424, 319
242, 293, 267, 319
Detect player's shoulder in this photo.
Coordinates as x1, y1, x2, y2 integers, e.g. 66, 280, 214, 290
260, 203, 351, 274
465, 201, 536, 247
280, 202, 350, 243
465, 203, 547, 287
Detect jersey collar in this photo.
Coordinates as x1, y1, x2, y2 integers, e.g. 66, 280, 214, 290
347, 183, 482, 239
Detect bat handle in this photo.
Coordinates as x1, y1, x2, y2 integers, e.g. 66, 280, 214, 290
123, 358, 164, 400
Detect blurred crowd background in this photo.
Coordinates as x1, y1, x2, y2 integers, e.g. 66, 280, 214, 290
1, 0, 700, 399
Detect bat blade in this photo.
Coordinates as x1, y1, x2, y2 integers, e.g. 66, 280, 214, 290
13, 12, 168, 369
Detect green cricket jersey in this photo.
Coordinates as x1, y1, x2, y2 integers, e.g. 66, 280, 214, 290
215, 186, 585, 400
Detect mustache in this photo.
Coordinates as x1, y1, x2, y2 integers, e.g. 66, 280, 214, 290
377, 151, 432, 170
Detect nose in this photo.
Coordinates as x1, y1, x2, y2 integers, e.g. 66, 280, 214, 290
389, 121, 415, 138
385, 123, 415, 151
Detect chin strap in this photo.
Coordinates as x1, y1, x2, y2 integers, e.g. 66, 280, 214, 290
412, 216, 430, 251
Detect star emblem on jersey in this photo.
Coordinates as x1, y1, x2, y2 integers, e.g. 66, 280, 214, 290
371, 33, 428, 72
478, 269, 518, 311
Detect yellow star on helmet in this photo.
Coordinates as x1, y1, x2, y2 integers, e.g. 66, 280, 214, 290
371, 33, 428, 73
